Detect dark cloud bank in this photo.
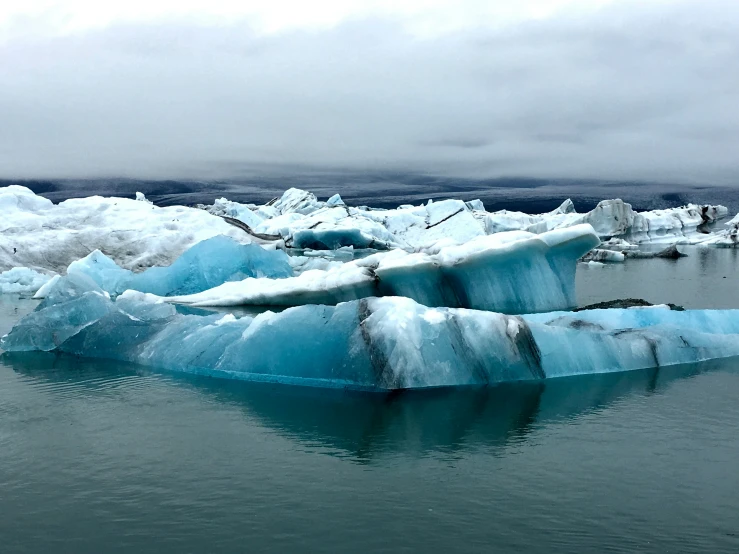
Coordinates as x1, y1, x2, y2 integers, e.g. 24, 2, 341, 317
1, 0, 737, 194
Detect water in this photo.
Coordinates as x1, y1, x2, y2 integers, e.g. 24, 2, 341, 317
1, 252, 739, 553
577, 246, 739, 309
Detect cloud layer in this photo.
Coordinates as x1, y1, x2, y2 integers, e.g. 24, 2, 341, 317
1, 0, 737, 184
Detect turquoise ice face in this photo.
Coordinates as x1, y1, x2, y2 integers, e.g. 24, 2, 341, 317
65, 235, 293, 298
5, 274, 739, 391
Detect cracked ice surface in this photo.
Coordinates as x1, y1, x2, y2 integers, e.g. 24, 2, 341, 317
3, 278, 739, 391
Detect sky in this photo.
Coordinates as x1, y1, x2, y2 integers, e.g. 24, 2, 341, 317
0, 0, 737, 184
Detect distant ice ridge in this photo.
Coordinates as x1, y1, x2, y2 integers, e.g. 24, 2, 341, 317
160, 225, 600, 314
4, 276, 739, 391
0, 185, 263, 272
201, 188, 730, 251
1, 184, 732, 276
48, 236, 293, 298
0, 267, 54, 295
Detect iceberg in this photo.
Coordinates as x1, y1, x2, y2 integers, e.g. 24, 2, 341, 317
199, 188, 730, 252
0, 185, 262, 273
0, 267, 54, 295
2, 184, 732, 281
161, 225, 600, 314
56, 235, 293, 298
4, 278, 739, 391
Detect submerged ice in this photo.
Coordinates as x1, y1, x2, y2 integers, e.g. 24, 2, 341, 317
4, 276, 739, 391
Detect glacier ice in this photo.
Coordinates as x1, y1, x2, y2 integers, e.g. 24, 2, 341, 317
160, 225, 600, 314
0, 267, 54, 295
2, 184, 734, 281
0, 185, 264, 273
199, 187, 731, 252
55, 235, 293, 298
4, 278, 739, 391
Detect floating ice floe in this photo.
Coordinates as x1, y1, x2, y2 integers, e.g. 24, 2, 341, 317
0, 185, 262, 273
36, 236, 294, 298
4, 277, 739, 391
581, 249, 626, 263
0, 267, 54, 295
200, 188, 731, 251
159, 225, 600, 314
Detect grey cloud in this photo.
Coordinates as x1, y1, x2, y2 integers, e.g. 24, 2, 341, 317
0, 0, 738, 185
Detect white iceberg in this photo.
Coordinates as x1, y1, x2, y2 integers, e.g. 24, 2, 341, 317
4, 278, 739, 391
0, 267, 54, 295
2, 185, 732, 280
201, 187, 730, 252
0, 185, 263, 273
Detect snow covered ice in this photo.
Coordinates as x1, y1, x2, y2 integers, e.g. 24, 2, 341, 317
4, 277, 739, 391
160, 225, 600, 314
0, 185, 264, 273
1, 184, 734, 283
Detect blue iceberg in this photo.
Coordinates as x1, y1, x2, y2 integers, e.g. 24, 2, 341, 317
4, 275, 739, 391
164, 225, 601, 314
60, 236, 293, 298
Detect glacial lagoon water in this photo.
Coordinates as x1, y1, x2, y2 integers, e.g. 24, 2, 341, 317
1, 249, 739, 553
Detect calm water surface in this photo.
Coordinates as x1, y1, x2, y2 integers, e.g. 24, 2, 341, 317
1, 251, 738, 553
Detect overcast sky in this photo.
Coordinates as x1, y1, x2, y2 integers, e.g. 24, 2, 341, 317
1, 0, 737, 184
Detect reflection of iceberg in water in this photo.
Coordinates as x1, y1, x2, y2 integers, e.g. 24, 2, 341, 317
3, 351, 734, 460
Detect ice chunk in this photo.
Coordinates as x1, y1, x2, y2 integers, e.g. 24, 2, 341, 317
32, 275, 61, 299
63, 235, 293, 297
326, 194, 345, 206
135, 191, 152, 204
2, 273, 113, 352
199, 197, 267, 229
273, 188, 322, 215
0, 267, 54, 295
5, 284, 739, 391
624, 245, 686, 259
580, 249, 626, 263
163, 225, 600, 313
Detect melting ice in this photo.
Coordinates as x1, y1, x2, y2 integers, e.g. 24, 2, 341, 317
3, 276, 739, 391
